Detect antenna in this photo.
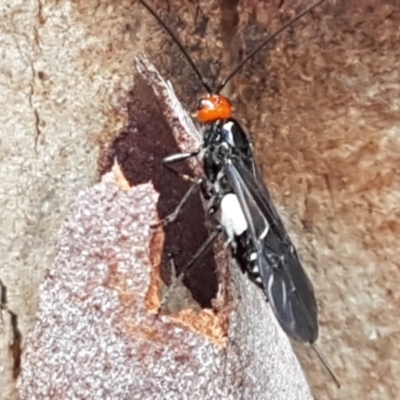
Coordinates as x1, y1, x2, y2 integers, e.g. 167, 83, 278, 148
139, 0, 212, 93
216, 0, 325, 93
310, 343, 341, 389
140, 0, 324, 94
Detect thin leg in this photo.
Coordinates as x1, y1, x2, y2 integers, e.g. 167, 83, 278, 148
163, 149, 201, 165
151, 179, 202, 228
151, 148, 204, 227
159, 226, 223, 310
162, 148, 201, 183
181, 225, 222, 276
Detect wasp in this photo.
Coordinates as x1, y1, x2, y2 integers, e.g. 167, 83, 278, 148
139, 0, 340, 388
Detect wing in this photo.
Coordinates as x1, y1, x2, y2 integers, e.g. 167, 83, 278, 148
224, 156, 318, 343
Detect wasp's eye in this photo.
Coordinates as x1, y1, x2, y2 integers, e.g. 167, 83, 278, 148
198, 98, 214, 111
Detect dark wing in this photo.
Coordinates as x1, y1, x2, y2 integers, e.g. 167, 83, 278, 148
224, 157, 318, 343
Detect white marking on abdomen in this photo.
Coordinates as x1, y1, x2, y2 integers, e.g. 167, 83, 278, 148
220, 193, 248, 243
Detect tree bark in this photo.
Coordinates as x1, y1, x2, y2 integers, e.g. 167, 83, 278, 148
1, 1, 400, 399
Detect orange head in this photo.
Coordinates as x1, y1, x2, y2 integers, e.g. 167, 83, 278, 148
196, 94, 232, 123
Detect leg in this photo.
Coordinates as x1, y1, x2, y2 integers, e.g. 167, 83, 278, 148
181, 224, 223, 277
163, 149, 201, 165
159, 225, 223, 311
162, 149, 201, 183
152, 171, 219, 228
151, 148, 203, 228
151, 179, 203, 228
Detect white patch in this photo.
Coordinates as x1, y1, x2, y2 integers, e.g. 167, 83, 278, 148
222, 121, 235, 147
249, 253, 258, 262
223, 121, 234, 130
220, 193, 248, 243
250, 263, 259, 273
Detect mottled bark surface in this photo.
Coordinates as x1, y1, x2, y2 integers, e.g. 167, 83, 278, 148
1, 0, 399, 399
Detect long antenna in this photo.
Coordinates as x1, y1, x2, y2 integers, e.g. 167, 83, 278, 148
140, 0, 325, 94
139, 0, 212, 93
215, 0, 325, 93
310, 343, 341, 389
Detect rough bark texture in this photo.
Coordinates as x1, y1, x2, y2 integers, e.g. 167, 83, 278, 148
1, 0, 399, 399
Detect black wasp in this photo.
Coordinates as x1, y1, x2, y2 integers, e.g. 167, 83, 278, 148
140, 0, 340, 388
